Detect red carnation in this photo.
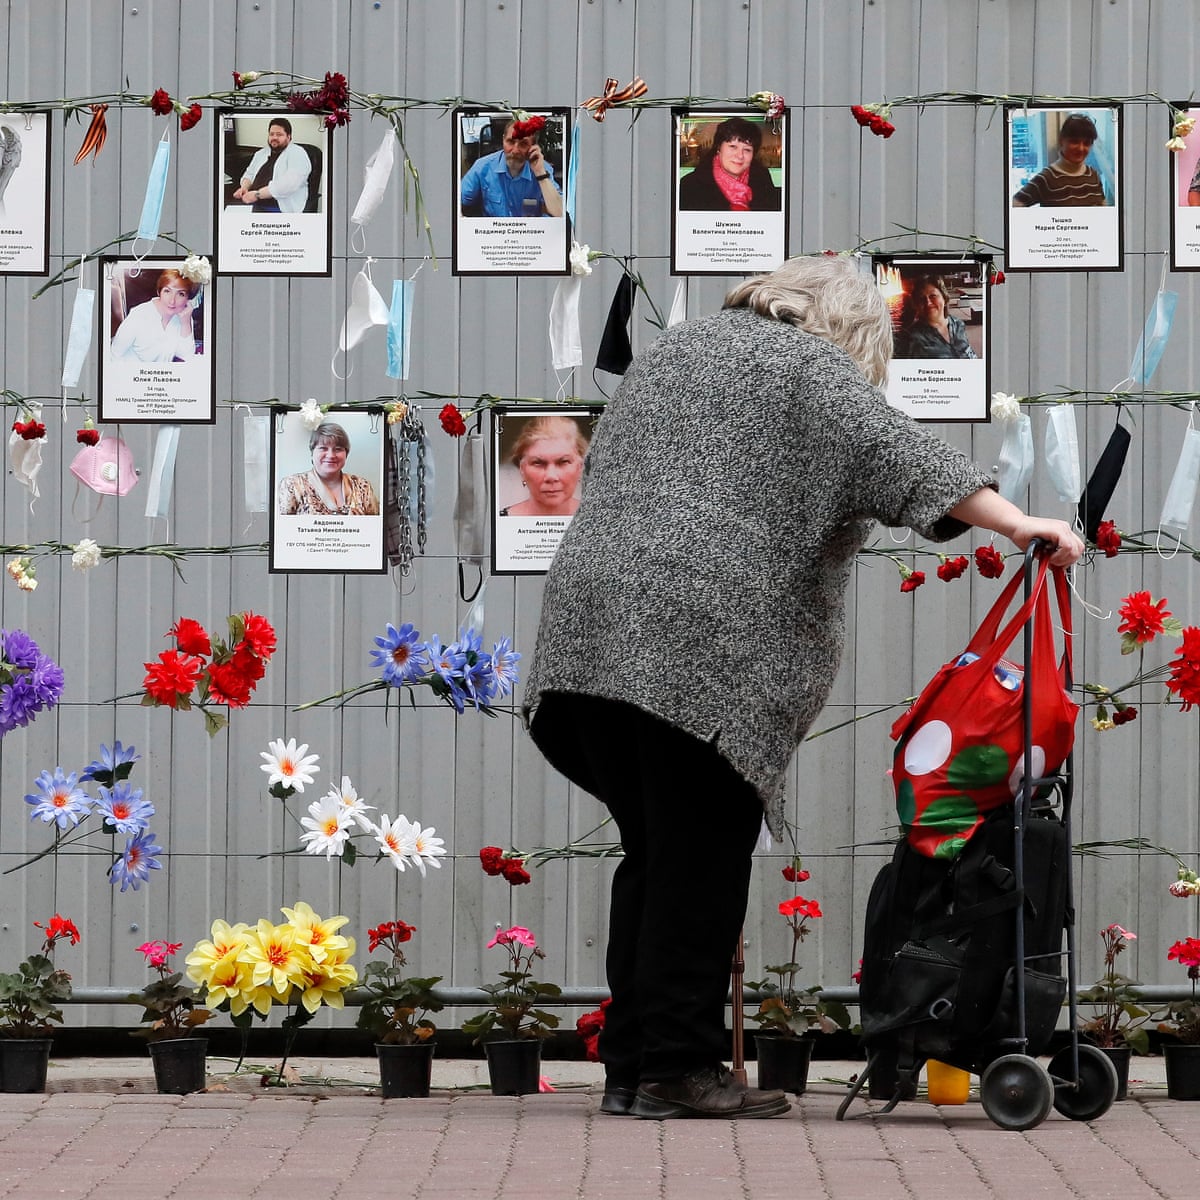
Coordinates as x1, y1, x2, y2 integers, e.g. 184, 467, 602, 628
850, 105, 873, 127
76, 427, 100, 446
974, 545, 1005, 579
1111, 706, 1138, 726
1166, 626, 1200, 712
439, 404, 467, 437
480, 846, 506, 876
781, 865, 810, 882
510, 115, 546, 139
501, 858, 531, 886
936, 554, 969, 582
1118, 591, 1171, 646
320, 71, 350, 108
992, 270, 1006, 285
899, 569, 925, 593
180, 103, 202, 131
169, 617, 212, 658
239, 611, 277, 661
12, 419, 46, 440
149, 88, 173, 116
324, 109, 351, 128
1095, 520, 1121, 558
229, 641, 266, 684
142, 650, 203, 708
205, 658, 253, 708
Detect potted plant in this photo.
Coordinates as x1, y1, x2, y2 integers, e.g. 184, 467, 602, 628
0, 914, 80, 1092
1077, 923, 1153, 1099
356, 919, 444, 1098
747, 872, 850, 1096
128, 939, 213, 1093
1158, 935, 1200, 1100
462, 925, 560, 1095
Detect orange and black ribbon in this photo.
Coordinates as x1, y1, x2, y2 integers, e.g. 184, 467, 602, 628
581, 76, 648, 122
73, 103, 108, 165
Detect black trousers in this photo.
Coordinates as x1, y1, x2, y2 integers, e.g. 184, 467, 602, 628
530, 692, 763, 1083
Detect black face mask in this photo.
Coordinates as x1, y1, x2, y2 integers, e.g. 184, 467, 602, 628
1077, 419, 1131, 543
595, 274, 636, 376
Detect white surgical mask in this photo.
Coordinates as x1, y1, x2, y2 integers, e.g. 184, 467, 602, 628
998, 412, 1035, 502
1044, 405, 1082, 504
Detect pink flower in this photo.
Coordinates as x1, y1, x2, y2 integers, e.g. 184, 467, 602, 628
136, 939, 182, 968
488, 924, 537, 949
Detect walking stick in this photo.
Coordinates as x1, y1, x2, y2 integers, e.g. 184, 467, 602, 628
730, 928, 747, 1084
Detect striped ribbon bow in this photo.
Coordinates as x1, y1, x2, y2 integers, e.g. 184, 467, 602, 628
581, 76, 648, 122
73, 104, 108, 165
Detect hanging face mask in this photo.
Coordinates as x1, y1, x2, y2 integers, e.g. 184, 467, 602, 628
1077, 419, 1131, 542
997, 412, 1034, 502
349, 131, 396, 241
135, 131, 171, 245
386, 278, 414, 380
1129, 265, 1178, 387
61, 283, 95, 389
338, 263, 389, 353
70, 435, 139, 496
1044, 405, 1082, 503
1160, 425, 1200, 538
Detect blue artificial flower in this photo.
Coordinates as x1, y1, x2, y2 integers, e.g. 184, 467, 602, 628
81, 740, 141, 784
25, 767, 93, 830
424, 635, 468, 713
28, 653, 65, 710
490, 637, 521, 698
369, 622, 428, 687
1, 629, 40, 669
461, 650, 497, 708
94, 781, 154, 835
109, 830, 164, 892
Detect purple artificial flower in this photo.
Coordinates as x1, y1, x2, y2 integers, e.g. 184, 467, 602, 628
94, 781, 154, 835
423, 635, 468, 713
81, 740, 140, 785
369, 622, 428, 687
0, 674, 40, 733
28, 653, 65, 709
25, 767, 92, 830
109, 830, 164, 892
490, 637, 521, 698
1, 629, 40, 668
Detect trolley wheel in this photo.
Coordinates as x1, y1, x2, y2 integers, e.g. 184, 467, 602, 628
979, 1054, 1055, 1131
1047, 1044, 1118, 1122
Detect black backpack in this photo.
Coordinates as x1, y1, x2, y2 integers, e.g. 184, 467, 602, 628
858, 804, 1069, 1079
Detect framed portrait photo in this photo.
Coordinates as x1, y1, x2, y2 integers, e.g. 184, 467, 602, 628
269, 406, 387, 575
0, 110, 49, 275
492, 405, 601, 575
98, 256, 215, 424
874, 255, 991, 422
1169, 102, 1200, 270
1004, 104, 1123, 272
453, 107, 571, 275
671, 107, 788, 275
214, 110, 332, 276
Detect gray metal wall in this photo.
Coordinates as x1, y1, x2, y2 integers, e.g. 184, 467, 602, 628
0, 0, 1197, 1023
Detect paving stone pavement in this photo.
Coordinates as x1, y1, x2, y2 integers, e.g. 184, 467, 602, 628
0, 1054, 1192, 1199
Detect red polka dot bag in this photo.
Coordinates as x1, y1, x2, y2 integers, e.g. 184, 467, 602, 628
889, 557, 1077, 860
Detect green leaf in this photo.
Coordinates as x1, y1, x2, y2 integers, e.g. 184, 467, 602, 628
1119, 632, 1140, 655
202, 708, 229, 738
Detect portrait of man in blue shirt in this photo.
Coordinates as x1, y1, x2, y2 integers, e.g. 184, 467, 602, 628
460, 118, 563, 218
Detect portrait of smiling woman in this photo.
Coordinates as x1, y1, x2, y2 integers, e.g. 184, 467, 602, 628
277, 420, 380, 516
677, 115, 782, 212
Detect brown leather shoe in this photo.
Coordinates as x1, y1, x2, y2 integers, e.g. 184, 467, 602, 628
631, 1066, 791, 1119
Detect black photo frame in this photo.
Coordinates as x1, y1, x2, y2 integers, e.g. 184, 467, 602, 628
1169, 101, 1200, 271
0, 110, 50, 276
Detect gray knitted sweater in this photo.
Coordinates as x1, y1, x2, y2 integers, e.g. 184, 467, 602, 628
523, 307, 993, 837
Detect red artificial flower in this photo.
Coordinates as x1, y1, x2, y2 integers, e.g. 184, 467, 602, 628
439, 404, 467, 437
1166, 626, 1200, 711
149, 88, 173, 116
1095, 519, 1121, 558
239, 612, 277, 661
779, 895, 822, 920
233, 72, 246, 90
324, 109, 351, 128
75, 427, 100, 446
501, 858, 532, 886
229, 641, 266, 684
852, 958, 863, 985
991, 270, 1006, 285
320, 71, 350, 108
1168, 936, 1200, 970
169, 617, 212, 658
936, 554, 970, 582
286, 91, 318, 114
479, 845, 506, 876
974, 545, 1005, 579
180, 103, 203, 131
510, 115, 546, 139
1118, 591, 1171, 645
143, 650, 204, 707
205, 658, 253, 708
899, 569, 925, 593
36, 914, 81, 946
850, 105, 873, 127
12, 419, 46, 440
781, 865, 810, 883
766, 94, 785, 120
368, 920, 416, 952
1111, 705, 1138, 726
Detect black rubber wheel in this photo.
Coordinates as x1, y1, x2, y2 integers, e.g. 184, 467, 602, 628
979, 1054, 1055, 1130
1047, 1044, 1119, 1121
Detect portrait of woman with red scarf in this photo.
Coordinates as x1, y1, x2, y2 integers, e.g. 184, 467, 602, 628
678, 115, 782, 212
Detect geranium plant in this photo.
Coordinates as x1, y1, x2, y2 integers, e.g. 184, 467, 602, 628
142, 611, 277, 736
20, 741, 164, 892
356, 920, 443, 1045
184, 902, 357, 1082
1158, 867, 1200, 1045
1077, 924, 1153, 1053
0, 915, 80, 1038
747, 871, 851, 1038
462, 926, 561, 1042
128, 939, 212, 1041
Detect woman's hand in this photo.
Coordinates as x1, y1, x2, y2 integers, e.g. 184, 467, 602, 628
949, 487, 1085, 567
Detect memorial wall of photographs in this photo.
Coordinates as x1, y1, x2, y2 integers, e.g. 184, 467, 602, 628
12, 80, 1200, 573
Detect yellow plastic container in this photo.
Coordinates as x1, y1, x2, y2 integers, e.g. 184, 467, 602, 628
926, 1059, 970, 1105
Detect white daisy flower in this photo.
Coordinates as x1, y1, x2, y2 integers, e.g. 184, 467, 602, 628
325, 775, 375, 831
259, 737, 320, 793
407, 820, 446, 877
372, 812, 419, 871
299, 795, 353, 860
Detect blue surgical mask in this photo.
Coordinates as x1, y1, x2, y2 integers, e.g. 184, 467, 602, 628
136, 131, 170, 243
61, 283, 95, 389
387, 279, 415, 380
